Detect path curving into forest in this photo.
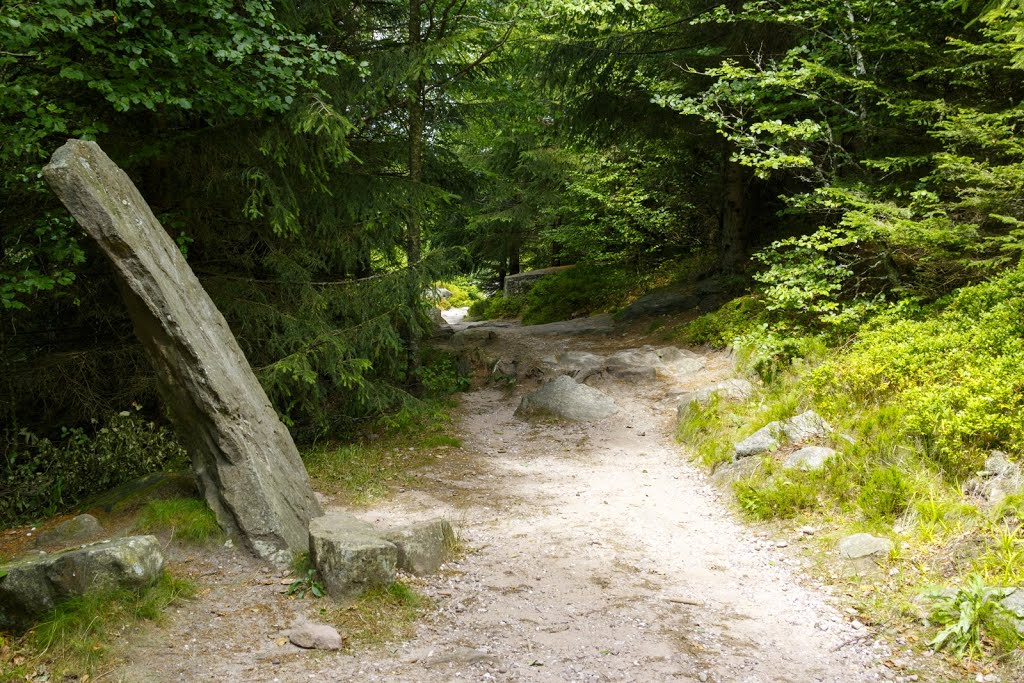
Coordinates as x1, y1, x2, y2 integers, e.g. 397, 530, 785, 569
115, 317, 897, 683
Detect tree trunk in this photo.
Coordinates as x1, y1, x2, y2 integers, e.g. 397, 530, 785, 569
720, 149, 748, 273
508, 237, 521, 276
498, 255, 508, 291
405, 0, 425, 382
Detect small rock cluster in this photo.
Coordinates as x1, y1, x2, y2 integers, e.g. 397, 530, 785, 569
512, 345, 707, 423
734, 410, 835, 460
964, 451, 1023, 505
309, 512, 454, 599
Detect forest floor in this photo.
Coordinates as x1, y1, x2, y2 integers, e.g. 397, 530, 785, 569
105, 314, 948, 682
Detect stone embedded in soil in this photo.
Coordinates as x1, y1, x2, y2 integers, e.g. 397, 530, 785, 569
838, 533, 893, 560
383, 518, 455, 576
549, 351, 605, 382
288, 620, 343, 650
515, 375, 619, 422
964, 450, 1023, 505
420, 647, 497, 668
783, 446, 838, 472
604, 346, 705, 381
1000, 589, 1024, 631
782, 411, 833, 443
309, 512, 397, 599
35, 513, 105, 550
734, 424, 783, 459
0, 535, 164, 632
677, 378, 755, 422
711, 457, 763, 487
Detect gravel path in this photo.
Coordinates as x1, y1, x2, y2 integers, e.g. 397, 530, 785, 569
113, 320, 898, 683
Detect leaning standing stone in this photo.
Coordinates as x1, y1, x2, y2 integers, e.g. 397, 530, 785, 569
43, 140, 321, 565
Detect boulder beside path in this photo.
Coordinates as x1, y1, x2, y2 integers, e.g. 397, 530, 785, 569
0, 536, 164, 632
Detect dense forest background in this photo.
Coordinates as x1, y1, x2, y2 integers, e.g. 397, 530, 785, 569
2, 0, 1023, 523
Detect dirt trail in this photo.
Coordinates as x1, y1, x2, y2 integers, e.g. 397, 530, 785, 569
114, 318, 896, 683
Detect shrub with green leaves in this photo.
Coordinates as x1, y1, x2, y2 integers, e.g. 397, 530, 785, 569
521, 265, 635, 325
1, 410, 187, 525
433, 278, 484, 309
468, 291, 527, 320
678, 296, 767, 348
418, 348, 469, 397
812, 265, 1024, 477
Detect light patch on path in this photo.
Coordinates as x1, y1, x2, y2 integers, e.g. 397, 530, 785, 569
113, 323, 893, 683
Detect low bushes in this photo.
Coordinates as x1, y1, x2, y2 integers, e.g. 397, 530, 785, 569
469, 264, 643, 324
812, 265, 1024, 478
676, 265, 1024, 668
1, 410, 187, 526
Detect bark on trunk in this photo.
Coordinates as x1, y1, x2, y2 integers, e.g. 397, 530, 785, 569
405, 0, 425, 381
720, 151, 748, 273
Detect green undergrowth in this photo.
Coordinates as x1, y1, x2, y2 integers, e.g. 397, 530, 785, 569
433, 277, 485, 310
0, 409, 188, 527
468, 290, 527, 320
134, 498, 222, 544
303, 399, 460, 505
927, 576, 1023, 657
470, 261, 673, 324
674, 296, 768, 347
520, 264, 638, 325
0, 572, 195, 682
676, 266, 1024, 668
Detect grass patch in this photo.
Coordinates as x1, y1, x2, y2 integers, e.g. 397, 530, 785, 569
676, 397, 733, 470
134, 498, 222, 543
304, 399, 457, 504
1, 572, 195, 681
857, 465, 912, 521
420, 434, 462, 449
734, 473, 820, 520
327, 581, 428, 647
